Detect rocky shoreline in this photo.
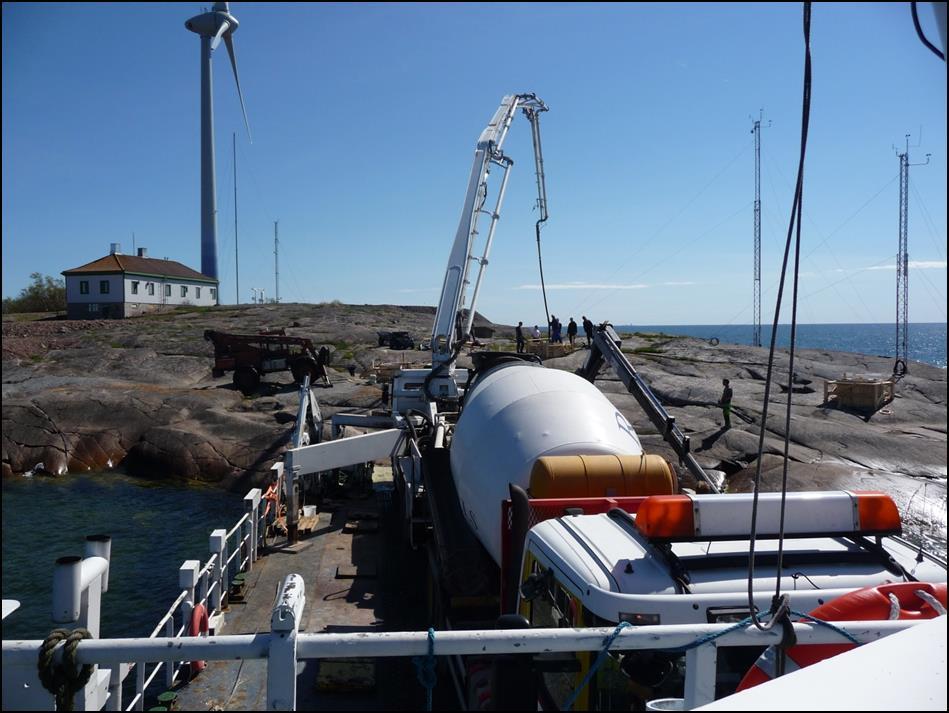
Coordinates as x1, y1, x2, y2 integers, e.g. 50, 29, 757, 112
3, 305, 946, 529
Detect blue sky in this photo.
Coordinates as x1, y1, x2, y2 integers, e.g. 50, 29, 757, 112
3, 2, 946, 326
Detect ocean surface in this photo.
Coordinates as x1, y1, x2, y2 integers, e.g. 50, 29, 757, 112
612, 322, 947, 368
1, 472, 244, 640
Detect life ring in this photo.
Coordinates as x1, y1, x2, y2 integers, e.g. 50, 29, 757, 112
189, 603, 210, 676
737, 582, 947, 691
709, 337, 720, 346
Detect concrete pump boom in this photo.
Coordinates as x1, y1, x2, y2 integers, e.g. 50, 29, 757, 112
430, 93, 549, 370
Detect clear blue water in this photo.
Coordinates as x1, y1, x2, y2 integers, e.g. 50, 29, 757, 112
613, 322, 947, 368
1, 472, 244, 640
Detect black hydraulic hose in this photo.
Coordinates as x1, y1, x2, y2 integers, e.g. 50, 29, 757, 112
536, 220, 551, 336
747, 1, 811, 634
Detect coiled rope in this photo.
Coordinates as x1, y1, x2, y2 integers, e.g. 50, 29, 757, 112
37, 627, 94, 711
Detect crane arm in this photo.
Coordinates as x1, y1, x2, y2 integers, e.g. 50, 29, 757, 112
431, 93, 548, 368
577, 324, 721, 493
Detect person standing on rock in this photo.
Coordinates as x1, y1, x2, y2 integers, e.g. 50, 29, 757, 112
515, 321, 525, 353
718, 378, 733, 429
582, 316, 594, 347
567, 318, 578, 346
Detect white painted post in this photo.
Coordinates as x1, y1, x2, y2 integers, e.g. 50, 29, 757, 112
164, 619, 175, 688
245, 489, 261, 569
178, 561, 199, 687
267, 574, 306, 711
210, 529, 226, 613
135, 660, 145, 711
180, 561, 200, 630
106, 663, 124, 711
683, 643, 718, 708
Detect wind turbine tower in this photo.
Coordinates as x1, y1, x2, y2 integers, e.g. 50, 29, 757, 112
185, 2, 251, 291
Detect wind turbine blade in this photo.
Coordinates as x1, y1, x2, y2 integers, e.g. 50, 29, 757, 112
210, 19, 230, 51
224, 33, 253, 143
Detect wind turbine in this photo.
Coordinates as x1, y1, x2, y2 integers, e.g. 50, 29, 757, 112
185, 2, 251, 286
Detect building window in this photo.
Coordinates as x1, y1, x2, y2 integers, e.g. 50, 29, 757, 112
210, 288, 217, 301
196, 287, 201, 299
181, 285, 188, 298
131, 281, 139, 295
165, 284, 171, 297
147, 283, 155, 296
100, 280, 110, 294
80, 281, 89, 295
88, 303, 99, 313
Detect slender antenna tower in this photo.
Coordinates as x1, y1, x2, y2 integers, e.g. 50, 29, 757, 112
893, 134, 930, 377
132, 232, 136, 254
234, 132, 239, 304
274, 220, 279, 303
750, 110, 770, 348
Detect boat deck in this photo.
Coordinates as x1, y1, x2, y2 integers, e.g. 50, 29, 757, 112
171, 486, 431, 710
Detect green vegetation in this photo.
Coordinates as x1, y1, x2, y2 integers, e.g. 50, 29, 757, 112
2, 273, 66, 314
632, 346, 665, 355
632, 331, 682, 340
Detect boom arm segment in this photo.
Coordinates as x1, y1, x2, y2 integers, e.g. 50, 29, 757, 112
431, 93, 549, 367
577, 325, 721, 493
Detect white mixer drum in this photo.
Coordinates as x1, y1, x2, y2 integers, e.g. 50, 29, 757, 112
450, 362, 643, 564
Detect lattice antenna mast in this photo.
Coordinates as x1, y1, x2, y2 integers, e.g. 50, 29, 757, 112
751, 110, 771, 348
893, 133, 930, 377
274, 220, 280, 304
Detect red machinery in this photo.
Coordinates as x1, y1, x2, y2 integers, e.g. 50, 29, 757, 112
204, 329, 331, 395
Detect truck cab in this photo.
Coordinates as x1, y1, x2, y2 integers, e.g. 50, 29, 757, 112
516, 491, 948, 709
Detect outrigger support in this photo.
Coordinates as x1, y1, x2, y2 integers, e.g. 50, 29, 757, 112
577, 324, 721, 492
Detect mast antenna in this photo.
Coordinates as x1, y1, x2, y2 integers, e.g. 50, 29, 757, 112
893, 133, 930, 377
751, 109, 770, 348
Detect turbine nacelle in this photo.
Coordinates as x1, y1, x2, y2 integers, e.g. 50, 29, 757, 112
184, 10, 238, 45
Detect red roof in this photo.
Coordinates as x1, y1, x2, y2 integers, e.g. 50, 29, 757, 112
62, 254, 217, 283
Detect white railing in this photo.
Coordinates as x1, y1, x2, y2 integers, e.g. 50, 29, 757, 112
1, 576, 927, 713
0, 488, 268, 712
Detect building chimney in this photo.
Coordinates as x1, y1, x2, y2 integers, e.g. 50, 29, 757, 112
110, 243, 121, 255
137, 247, 148, 257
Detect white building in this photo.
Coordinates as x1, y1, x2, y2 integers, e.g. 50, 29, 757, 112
62, 245, 219, 319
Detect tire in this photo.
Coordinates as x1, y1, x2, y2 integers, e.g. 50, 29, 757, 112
233, 366, 260, 396
291, 357, 317, 385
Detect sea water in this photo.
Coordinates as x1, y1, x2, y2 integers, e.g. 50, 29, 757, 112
1, 472, 244, 640
611, 322, 947, 368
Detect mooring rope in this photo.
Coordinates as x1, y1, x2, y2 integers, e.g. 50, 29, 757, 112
412, 627, 437, 711
37, 627, 94, 712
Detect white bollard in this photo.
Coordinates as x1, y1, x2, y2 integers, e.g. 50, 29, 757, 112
267, 574, 306, 711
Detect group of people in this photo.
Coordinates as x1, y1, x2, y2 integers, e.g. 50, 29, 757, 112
514, 315, 598, 353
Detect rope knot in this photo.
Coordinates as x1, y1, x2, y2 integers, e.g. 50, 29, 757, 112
37, 627, 94, 712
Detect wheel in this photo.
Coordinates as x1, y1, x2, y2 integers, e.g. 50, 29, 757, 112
233, 366, 260, 396
291, 357, 317, 385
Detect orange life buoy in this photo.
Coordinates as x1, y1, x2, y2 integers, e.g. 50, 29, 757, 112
189, 603, 210, 675
737, 582, 947, 691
